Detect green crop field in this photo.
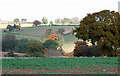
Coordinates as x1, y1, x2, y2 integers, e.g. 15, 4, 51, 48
2, 57, 119, 74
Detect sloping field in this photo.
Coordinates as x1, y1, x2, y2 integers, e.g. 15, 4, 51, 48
2, 26, 78, 53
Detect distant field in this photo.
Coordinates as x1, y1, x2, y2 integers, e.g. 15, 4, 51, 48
2, 57, 119, 74
0, 24, 33, 28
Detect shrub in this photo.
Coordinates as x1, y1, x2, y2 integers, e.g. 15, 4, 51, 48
6, 25, 14, 31
4, 51, 20, 57
48, 34, 59, 40
73, 41, 88, 57
43, 39, 59, 50
26, 42, 44, 57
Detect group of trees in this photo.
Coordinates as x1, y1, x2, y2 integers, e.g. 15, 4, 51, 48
33, 17, 80, 26
2, 33, 61, 57
5, 24, 21, 32
55, 17, 79, 24
13, 18, 27, 23
73, 10, 120, 57
33, 17, 48, 26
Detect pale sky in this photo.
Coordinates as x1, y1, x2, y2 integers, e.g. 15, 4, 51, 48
0, 0, 119, 22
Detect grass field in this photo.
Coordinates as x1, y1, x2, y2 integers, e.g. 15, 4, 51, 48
0, 24, 33, 28
2, 57, 119, 74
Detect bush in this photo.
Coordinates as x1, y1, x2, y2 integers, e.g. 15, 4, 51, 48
73, 41, 103, 57
43, 39, 59, 50
73, 41, 89, 57
4, 51, 20, 57
6, 25, 14, 31
88, 46, 102, 57
25, 42, 44, 57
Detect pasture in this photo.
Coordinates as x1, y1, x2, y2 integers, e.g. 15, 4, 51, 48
2, 57, 119, 74
0, 23, 33, 28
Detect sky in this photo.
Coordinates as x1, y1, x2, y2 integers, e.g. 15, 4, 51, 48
0, 0, 119, 22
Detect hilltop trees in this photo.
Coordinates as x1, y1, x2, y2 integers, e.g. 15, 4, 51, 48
14, 18, 20, 24
49, 21, 54, 26
33, 20, 42, 26
55, 17, 79, 24
73, 10, 119, 56
21, 18, 27, 22
6, 25, 14, 31
71, 17, 79, 24
42, 17, 48, 24
55, 18, 61, 24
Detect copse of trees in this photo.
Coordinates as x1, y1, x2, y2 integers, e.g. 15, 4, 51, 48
13, 18, 20, 24
5, 24, 21, 32
2, 33, 18, 51
14, 39, 42, 53
33, 20, 42, 26
55, 17, 79, 24
21, 18, 27, 22
42, 17, 48, 24
73, 10, 119, 57
49, 21, 54, 26
6, 25, 14, 31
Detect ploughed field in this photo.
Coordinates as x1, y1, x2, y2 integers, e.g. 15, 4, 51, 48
2, 57, 119, 74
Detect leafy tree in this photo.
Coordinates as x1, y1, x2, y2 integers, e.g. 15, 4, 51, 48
48, 34, 59, 41
2, 33, 18, 51
21, 18, 27, 22
49, 21, 54, 26
73, 10, 119, 56
6, 25, 14, 31
55, 18, 61, 24
62, 17, 72, 24
42, 17, 48, 24
43, 39, 59, 50
14, 18, 19, 23
33, 20, 42, 26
